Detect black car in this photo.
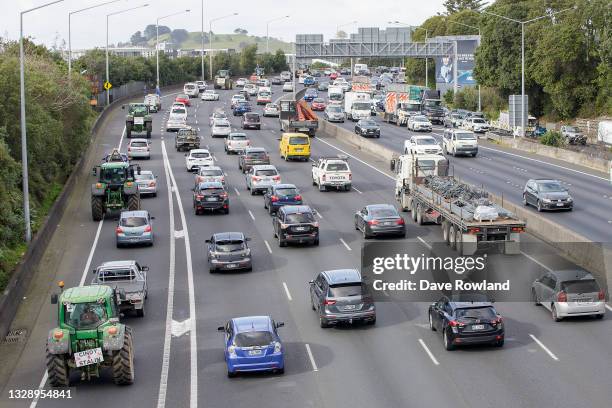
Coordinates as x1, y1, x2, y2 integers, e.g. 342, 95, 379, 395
242, 112, 261, 130
272, 205, 319, 247
523, 179, 573, 212
354, 204, 405, 238
193, 181, 229, 214
354, 119, 380, 138
428, 298, 504, 350
309, 268, 376, 328
264, 184, 303, 215
271, 76, 282, 85
205, 232, 252, 273
238, 90, 250, 101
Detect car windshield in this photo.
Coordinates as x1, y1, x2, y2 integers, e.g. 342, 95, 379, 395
214, 240, 245, 252
238, 102, 250, 107
230, 134, 247, 140
328, 106, 342, 112
97, 268, 135, 282
538, 182, 564, 192
328, 283, 364, 297
121, 216, 147, 227
130, 105, 147, 114
255, 169, 277, 176
289, 136, 309, 145
415, 117, 429, 122
191, 152, 210, 158
370, 208, 398, 218
200, 169, 222, 176
130, 141, 147, 147
455, 307, 497, 320
425, 100, 441, 107
213, 113, 225, 119
172, 108, 186, 115
64, 301, 108, 330
259, 92, 270, 97
275, 187, 298, 196
473, 118, 486, 123
266, 104, 278, 109
201, 187, 224, 194
234, 331, 273, 347
99, 167, 126, 184
135, 173, 154, 181
561, 279, 600, 294
245, 114, 259, 121
285, 212, 314, 223
215, 123, 230, 128
456, 133, 476, 140
416, 138, 437, 145
247, 151, 267, 159
326, 162, 348, 171
353, 102, 370, 110
361, 120, 376, 126
205, 91, 215, 95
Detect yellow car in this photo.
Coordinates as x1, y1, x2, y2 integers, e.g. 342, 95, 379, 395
279, 133, 311, 161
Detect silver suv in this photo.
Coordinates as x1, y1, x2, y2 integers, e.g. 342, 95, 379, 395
531, 269, 606, 321
309, 269, 376, 328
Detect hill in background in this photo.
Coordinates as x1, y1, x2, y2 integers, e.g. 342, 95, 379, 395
148, 32, 292, 53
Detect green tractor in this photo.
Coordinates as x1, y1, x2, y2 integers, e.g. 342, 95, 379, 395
91, 150, 141, 221
123, 103, 152, 138
47, 283, 135, 386
214, 69, 233, 90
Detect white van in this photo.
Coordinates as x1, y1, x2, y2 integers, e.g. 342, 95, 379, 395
184, 83, 199, 98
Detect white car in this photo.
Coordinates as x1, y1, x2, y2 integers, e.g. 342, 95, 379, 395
236, 78, 247, 87
209, 111, 227, 126
166, 107, 188, 132
257, 78, 271, 88
196, 81, 206, 92
185, 149, 214, 171
245, 165, 281, 195
184, 83, 199, 98
211, 119, 232, 138
298, 75, 306, 84
442, 129, 478, 157
194, 166, 225, 187
404, 135, 443, 155
225, 132, 250, 154
244, 83, 258, 96
464, 117, 490, 133
171, 102, 186, 110
127, 138, 150, 160
282, 82, 293, 92
263, 103, 280, 117
201, 89, 219, 101
407, 115, 433, 132
231, 94, 246, 108
311, 157, 352, 191
135, 170, 157, 196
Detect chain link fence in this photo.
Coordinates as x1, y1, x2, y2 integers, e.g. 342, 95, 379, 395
95, 81, 148, 108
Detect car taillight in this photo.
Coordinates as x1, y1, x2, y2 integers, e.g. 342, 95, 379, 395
511, 226, 524, 233
144, 225, 152, 232
448, 320, 465, 328
271, 195, 279, 202
148, 181, 156, 187
598, 290, 605, 301
490, 317, 503, 326
368, 220, 379, 225
127, 147, 131, 152
324, 299, 336, 305
396, 218, 405, 225
220, 193, 228, 198
252, 176, 261, 181
116, 226, 123, 234
557, 291, 567, 302
272, 175, 280, 181
468, 227, 480, 234
196, 194, 204, 200
294, 194, 302, 201
349, 173, 352, 181
246, 141, 250, 145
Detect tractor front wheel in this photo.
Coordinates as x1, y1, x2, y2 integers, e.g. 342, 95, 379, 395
91, 196, 104, 221
112, 327, 135, 385
46, 350, 70, 387
127, 194, 141, 211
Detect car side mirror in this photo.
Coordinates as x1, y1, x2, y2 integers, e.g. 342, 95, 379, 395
390, 158, 396, 172
184, 153, 188, 157
277, 138, 281, 141
92, 268, 96, 274
50, 294, 58, 304
205, 239, 211, 243
217, 326, 225, 332
137, 165, 141, 175
275, 322, 285, 328
151, 216, 155, 220
245, 237, 251, 241
309, 280, 314, 285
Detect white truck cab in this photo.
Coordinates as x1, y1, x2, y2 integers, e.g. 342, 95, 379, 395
391, 154, 449, 210
442, 129, 478, 157
311, 156, 352, 191
344, 92, 372, 121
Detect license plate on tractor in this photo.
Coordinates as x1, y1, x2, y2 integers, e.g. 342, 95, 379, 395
134, 117, 144, 125
74, 347, 104, 367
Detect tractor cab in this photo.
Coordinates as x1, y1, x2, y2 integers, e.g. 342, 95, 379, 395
128, 103, 149, 116
91, 161, 141, 221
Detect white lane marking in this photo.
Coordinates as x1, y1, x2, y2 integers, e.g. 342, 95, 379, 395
339, 238, 352, 251
313, 209, 323, 219
117, 125, 126, 149
197, 127, 201, 132
233, 187, 241, 196
314, 137, 395, 180
418, 339, 440, 366
157, 136, 178, 408
605, 304, 612, 312
305, 343, 319, 371
417, 236, 432, 250
174, 230, 185, 239
264, 240, 273, 254
161, 141, 198, 408
248, 210, 255, 221
529, 334, 559, 361
352, 186, 363, 194
282, 282, 293, 301
521, 251, 553, 272
28, 372, 48, 408
171, 318, 191, 338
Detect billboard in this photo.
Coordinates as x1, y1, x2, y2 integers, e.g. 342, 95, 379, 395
434, 37, 479, 95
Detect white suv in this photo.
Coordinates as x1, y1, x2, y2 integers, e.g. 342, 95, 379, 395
185, 149, 214, 171
211, 119, 232, 138
404, 135, 442, 155
184, 83, 199, 98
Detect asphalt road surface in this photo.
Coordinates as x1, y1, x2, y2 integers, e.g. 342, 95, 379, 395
1, 82, 611, 408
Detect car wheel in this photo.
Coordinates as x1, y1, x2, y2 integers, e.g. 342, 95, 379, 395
319, 316, 330, 328
313, 238, 319, 246
552, 304, 562, 322
522, 194, 528, 206
537, 200, 543, 212
227, 370, 237, 378
532, 289, 541, 306
362, 226, 371, 240
495, 338, 505, 347
443, 328, 455, 350
278, 234, 287, 247
429, 312, 436, 331
595, 314, 604, 319
310, 294, 316, 310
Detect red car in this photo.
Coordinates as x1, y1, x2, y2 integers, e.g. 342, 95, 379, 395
175, 94, 191, 107
311, 98, 326, 111
329, 72, 339, 80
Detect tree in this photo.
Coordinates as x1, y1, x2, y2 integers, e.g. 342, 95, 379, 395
271, 49, 288, 72
143, 24, 157, 40
170, 29, 189, 45
240, 44, 258, 74
443, 0, 486, 14
130, 31, 146, 45
233, 28, 248, 35
336, 30, 347, 39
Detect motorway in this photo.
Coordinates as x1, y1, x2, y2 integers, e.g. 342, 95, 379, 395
309, 89, 612, 243
1, 82, 611, 408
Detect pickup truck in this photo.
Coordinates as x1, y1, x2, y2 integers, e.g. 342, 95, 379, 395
175, 127, 200, 151
560, 125, 587, 145
91, 260, 148, 317
311, 156, 352, 191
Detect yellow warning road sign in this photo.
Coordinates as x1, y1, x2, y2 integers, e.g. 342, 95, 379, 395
103, 81, 112, 91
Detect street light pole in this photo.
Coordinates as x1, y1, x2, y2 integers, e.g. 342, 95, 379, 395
20, 0, 65, 242
156, 10, 191, 89
266, 15, 290, 54
391, 22, 428, 88
447, 19, 482, 111
106, 4, 149, 106
481, 6, 575, 137
201, 0, 204, 81
209, 13, 239, 82
68, 0, 121, 79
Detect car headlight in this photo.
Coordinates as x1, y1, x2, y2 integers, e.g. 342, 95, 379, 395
273, 341, 282, 353
542, 198, 552, 203
567, 196, 573, 202
228, 345, 237, 358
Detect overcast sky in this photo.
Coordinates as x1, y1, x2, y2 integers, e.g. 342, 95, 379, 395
4, 0, 452, 49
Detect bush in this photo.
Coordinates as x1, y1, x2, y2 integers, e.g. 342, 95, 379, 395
540, 131, 565, 147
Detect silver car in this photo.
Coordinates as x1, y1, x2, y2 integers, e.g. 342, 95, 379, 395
195, 166, 225, 187
116, 210, 155, 247
135, 170, 157, 196
245, 165, 281, 195
127, 138, 150, 160
532, 269, 606, 321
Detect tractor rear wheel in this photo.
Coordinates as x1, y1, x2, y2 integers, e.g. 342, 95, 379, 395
126, 123, 132, 138
46, 350, 70, 387
127, 194, 140, 211
91, 196, 104, 221
112, 327, 134, 385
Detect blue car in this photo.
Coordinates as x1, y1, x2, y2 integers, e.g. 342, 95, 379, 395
218, 316, 285, 377
263, 184, 303, 215
303, 89, 318, 102
232, 101, 252, 116
303, 76, 315, 87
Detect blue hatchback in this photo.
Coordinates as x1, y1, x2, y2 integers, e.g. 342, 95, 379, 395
218, 316, 285, 377
303, 88, 318, 102
233, 101, 252, 116
263, 184, 303, 215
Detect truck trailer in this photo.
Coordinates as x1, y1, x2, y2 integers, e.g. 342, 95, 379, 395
383, 84, 424, 125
